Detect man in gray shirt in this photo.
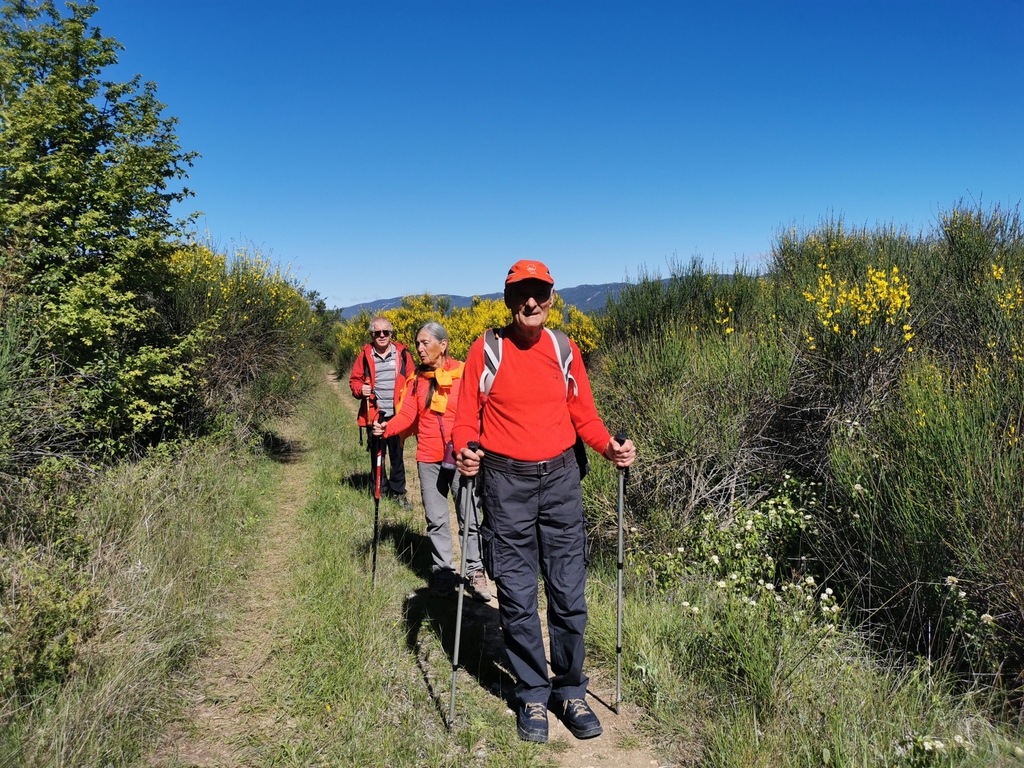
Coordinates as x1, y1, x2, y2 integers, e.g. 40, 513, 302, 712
349, 317, 415, 508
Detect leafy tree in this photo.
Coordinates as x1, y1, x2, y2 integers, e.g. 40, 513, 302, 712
0, 0, 197, 294
0, 0, 200, 453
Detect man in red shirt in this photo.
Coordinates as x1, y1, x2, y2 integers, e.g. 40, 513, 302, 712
453, 260, 636, 743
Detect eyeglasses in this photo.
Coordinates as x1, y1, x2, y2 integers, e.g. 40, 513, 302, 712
507, 284, 552, 304
372, 329, 392, 337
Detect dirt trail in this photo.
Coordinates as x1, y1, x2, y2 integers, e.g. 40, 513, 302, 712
145, 417, 309, 767
146, 371, 670, 767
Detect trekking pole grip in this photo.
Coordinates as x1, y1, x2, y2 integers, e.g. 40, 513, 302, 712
465, 442, 481, 486
614, 432, 629, 481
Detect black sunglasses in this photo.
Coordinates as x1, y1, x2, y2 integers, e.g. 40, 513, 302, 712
372, 329, 392, 337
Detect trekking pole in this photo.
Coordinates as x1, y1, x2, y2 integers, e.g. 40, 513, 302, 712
614, 432, 628, 715
370, 415, 389, 585
359, 379, 371, 447
448, 441, 480, 727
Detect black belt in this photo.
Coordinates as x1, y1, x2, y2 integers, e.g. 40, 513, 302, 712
481, 447, 575, 477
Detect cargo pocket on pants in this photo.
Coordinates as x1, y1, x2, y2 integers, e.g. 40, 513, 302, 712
480, 525, 500, 581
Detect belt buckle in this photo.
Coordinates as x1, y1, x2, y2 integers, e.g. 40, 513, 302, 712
537, 460, 549, 476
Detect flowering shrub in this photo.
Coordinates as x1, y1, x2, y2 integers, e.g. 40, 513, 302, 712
803, 263, 913, 351
167, 244, 316, 417
633, 475, 828, 623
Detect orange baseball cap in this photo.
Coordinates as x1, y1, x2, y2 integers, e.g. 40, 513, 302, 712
505, 259, 555, 285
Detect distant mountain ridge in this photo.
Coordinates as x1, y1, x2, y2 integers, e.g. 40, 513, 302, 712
339, 281, 627, 319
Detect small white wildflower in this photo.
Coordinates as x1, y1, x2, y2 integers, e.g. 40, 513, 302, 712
730, 573, 739, 581
735, 542, 742, 550
852, 513, 860, 520
691, 605, 700, 614
825, 587, 833, 596
676, 546, 685, 553
681, 601, 690, 608
958, 590, 966, 599
944, 575, 958, 586
744, 519, 754, 531
805, 576, 816, 585
953, 735, 964, 746
831, 604, 840, 614
716, 580, 727, 588
764, 583, 775, 591
853, 483, 864, 492
981, 613, 994, 624
710, 554, 720, 565
803, 514, 813, 520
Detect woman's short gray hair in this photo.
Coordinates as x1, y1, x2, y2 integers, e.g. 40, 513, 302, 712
418, 321, 449, 344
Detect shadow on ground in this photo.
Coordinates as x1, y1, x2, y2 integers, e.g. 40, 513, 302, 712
368, 519, 514, 725
258, 430, 306, 464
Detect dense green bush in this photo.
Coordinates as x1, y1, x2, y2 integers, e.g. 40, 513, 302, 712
0, 547, 97, 702
0, 0, 334, 710
589, 204, 1024, 695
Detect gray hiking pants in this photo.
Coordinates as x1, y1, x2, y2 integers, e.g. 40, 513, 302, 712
479, 456, 589, 708
418, 462, 482, 575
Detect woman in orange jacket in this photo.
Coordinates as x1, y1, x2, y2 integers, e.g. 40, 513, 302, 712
373, 322, 490, 601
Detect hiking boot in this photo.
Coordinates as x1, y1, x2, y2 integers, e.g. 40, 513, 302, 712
429, 571, 457, 598
394, 493, 413, 510
516, 701, 548, 743
467, 569, 492, 602
554, 697, 602, 739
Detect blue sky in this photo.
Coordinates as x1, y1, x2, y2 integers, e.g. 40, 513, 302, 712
93, 0, 1023, 308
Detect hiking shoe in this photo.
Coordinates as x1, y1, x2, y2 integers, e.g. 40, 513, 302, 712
517, 701, 549, 743
554, 698, 602, 739
429, 571, 457, 598
467, 569, 492, 602
394, 493, 413, 510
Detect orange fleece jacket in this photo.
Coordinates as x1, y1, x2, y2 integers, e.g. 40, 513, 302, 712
383, 357, 464, 463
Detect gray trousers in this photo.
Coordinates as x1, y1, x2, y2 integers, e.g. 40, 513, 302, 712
418, 462, 482, 575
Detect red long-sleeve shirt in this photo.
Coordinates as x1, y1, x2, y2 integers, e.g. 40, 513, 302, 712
452, 327, 611, 462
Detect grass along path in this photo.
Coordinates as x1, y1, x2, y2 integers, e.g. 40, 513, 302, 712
146, 410, 311, 766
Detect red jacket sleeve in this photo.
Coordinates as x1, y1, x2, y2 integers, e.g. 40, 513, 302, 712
349, 346, 370, 399
566, 338, 612, 453
384, 376, 419, 440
